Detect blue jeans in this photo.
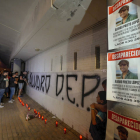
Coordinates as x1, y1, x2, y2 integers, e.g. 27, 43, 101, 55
0, 89, 5, 103
10, 87, 15, 101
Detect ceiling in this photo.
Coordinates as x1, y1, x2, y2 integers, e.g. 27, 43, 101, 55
0, 0, 107, 66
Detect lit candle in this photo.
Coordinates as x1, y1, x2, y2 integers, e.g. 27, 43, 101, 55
38, 112, 40, 115
64, 128, 66, 134
28, 107, 30, 111
36, 111, 38, 115
20, 100, 21, 103
79, 135, 82, 140
26, 104, 28, 108
22, 103, 24, 106
34, 109, 36, 113
42, 116, 44, 120
39, 114, 41, 119
56, 121, 58, 127
45, 119, 47, 124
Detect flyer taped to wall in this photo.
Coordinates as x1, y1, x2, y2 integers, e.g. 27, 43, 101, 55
106, 110, 140, 140
108, 0, 140, 50
107, 47, 140, 105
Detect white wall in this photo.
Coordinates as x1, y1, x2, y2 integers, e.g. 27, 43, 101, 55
25, 22, 107, 140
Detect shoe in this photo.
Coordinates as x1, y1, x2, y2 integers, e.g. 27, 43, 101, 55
8, 100, 13, 103
0, 105, 4, 108
12, 99, 15, 101
1, 103, 4, 105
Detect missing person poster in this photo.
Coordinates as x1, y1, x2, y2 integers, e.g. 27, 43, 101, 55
107, 47, 140, 105
106, 110, 140, 140
108, 0, 140, 50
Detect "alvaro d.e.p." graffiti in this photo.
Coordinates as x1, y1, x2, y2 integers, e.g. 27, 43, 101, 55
28, 72, 101, 111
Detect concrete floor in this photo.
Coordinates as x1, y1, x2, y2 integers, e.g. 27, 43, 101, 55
0, 94, 87, 140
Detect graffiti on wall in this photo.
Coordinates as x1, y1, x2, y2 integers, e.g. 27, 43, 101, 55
28, 72, 103, 111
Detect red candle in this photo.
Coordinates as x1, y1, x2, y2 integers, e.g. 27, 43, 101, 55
38, 112, 40, 115
45, 119, 47, 124
28, 107, 30, 111
20, 100, 21, 103
42, 116, 44, 120
34, 109, 36, 113
64, 128, 66, 134
56, 121, 58, 127
26, 104, 28, 108
22, 103, 24, 106
39, 114, 41, 119
79, 135, 82, 140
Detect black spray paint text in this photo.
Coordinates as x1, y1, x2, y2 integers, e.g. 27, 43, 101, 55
29, 73, 100, 111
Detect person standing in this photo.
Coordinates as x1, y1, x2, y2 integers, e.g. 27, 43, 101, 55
89, 91, 107, 140
5, 73, 10, 98
91, 80, 107, 112
18, 71, 28, 97
0, 71, 8, 108
15, 71, 19, 95
9, 73, 17, 103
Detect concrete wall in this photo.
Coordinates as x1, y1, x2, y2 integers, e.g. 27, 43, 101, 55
25, 21, 107, 139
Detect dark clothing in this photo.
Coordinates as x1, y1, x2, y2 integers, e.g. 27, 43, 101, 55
0, 75, 6, 89
15, 75, 19, 95
9, 77, 16, 87
89, 111, 107, 140
0, 89, 5, 103
15, 84, 18, 95
18, 74, 24, 83
5, 87, 9, 93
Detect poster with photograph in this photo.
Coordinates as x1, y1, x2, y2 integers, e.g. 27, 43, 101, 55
107, 47, 140, 105
108, 0, 140, 50
106, 110, 140, 140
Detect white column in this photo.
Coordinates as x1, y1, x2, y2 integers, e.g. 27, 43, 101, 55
13, 59, 22, 74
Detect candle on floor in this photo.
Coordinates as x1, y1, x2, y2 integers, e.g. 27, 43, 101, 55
56, 121, 58, 127
38, 112, 40, 115
64, 128, 66, 134
79, 135, 82, 140
28, 107, 30, 111
34, 109, 36, 113
22, 103, 24, 106
45, 119, 47, 124
39, 114, 41, 119
42, 116, 44, 120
